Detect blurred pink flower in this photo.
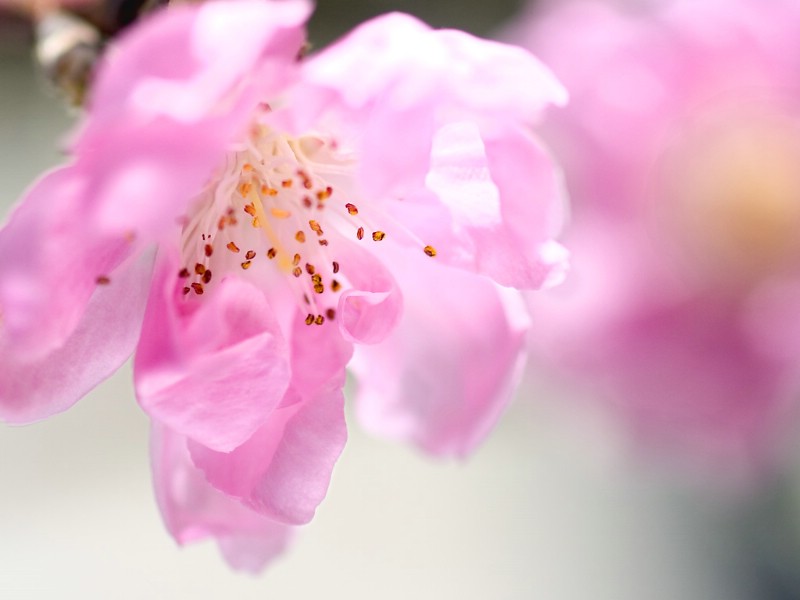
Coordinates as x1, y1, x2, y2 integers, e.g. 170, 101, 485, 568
510, 0, 800, 470
0, 0, 567, 571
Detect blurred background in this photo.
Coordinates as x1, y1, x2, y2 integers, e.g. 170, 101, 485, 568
4, 0, 800, 598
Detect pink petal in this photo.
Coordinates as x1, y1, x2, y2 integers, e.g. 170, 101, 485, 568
0, 251, 152, 423
292, 12, 565, 199
135, 250, 291, 453
189, 312, 351, 525
151, 423, 294, 574
73, 0, 311, 239
351, 245, 530, 457
0, 166, 136, 362
334, 237, 403, 345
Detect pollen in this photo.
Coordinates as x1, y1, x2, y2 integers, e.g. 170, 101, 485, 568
423, 245, 437, 257
238, 182, 253, 198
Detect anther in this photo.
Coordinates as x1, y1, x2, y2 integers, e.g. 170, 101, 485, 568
238, 182, 253, 197
319, 239, 329, 246
281, 179, 293, 188
296, 231, 306, 243
204, 243, 213, 257
271, 208, 291, 219
372, 231, 386, 241
202, 270, 212, 284
194, 263, 206, 275
183, 286, 191, 295
309, 220, 323, 235
357, 227, 364, 240
267, 248, 277, 259
306, 263, 316, 275
332, 261, 340, 274
293, 253, 301, 266
243, 203, 257, 217
345, 203, 358, 215
191, 282, 204, 295
423, 245, 437, 257
245, 250, 256, 260
178, 268, 190, 278
326, 308, 336, 320
241, 261, 252, 270
305, 313, 315, 326
315, 315, 325, 325
96, 276, 110, 285
293, 267, 302, 277
227, 242, 240, 253
331, 279, 342, 292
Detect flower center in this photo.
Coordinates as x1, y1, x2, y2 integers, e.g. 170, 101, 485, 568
656, 103, 800, 286
175, 119, 436, 325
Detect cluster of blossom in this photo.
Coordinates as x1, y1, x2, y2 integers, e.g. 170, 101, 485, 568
510, 0, 800, 470
0, 0, 567, 571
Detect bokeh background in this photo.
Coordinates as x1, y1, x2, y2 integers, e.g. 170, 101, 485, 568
4, 1, 800, 598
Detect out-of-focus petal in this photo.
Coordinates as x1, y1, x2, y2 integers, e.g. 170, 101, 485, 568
188, 312, 351, 525
0, 166, 135, 361
352, 245, 530, 457
74, 0, 311, 239
135, 249, 291, 453
0, 251, 152, 423
151, 423, 294, 574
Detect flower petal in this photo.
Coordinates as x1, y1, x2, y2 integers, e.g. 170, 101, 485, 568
188, 312, 351, 525
292, 12, 565, 198
73, 0, 311, 240
0, 166, 135, 361
335, 238, 403, 345
0, 251, 152, 423
351, 245, 530, 457
135, 249, 291, 453
151, 423, 294, 574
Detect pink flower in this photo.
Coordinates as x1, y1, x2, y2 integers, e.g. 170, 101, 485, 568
510, 0, 800, 470
0, 0, 567, 570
